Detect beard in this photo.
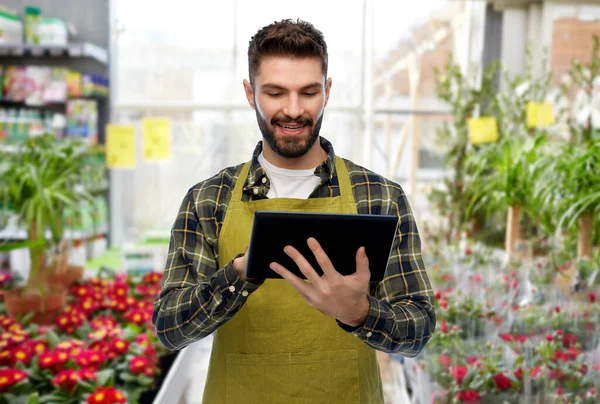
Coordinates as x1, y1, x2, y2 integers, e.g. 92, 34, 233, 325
256, 108, 323, 158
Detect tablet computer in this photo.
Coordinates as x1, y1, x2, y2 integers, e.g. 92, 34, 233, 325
246, 211, 398, 282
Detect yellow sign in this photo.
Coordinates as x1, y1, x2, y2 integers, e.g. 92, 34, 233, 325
526, 102, 555, 128
468, 116, 499, 144
106, 124, 136, 168
142, 118, 172, 161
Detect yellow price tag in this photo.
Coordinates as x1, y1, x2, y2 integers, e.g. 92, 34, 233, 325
468, 116, 499, 144
106, 124, 136, 168
526, 102, 555, 128
142, 118, 172, 161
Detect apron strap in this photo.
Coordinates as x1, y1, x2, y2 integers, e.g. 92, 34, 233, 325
334, 156, 353, 198
231, 161, 252, 202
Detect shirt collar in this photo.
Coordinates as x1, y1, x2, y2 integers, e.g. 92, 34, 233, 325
243, 136, 337, 193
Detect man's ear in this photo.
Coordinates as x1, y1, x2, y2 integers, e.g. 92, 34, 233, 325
324, 77, 332, 108
243, 79, 256, 110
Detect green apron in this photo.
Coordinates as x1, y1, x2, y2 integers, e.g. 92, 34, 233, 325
202, 157, 384, 404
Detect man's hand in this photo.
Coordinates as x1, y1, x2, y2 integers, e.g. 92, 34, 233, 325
269, 237, 371, 327
233, 249, 253, 282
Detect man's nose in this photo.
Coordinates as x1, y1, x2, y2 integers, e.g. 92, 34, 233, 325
282, 94, 305, 119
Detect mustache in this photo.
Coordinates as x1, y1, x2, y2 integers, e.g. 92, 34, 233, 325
271, 117, 313, 126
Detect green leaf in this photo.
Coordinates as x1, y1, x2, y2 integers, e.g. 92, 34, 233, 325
26, 392, 39, 404
136, 374, 154, 386
95, 369, 115, 386
45, 328, 61, 348
119, 373, 138, 383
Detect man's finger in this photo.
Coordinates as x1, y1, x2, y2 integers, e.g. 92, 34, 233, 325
307, 238, 340, 279
270, 262, 313, 297
355, 247, 371, 281
283, 245, 322, 285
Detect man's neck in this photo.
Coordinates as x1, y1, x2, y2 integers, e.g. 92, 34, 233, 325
262, 138, 327, 170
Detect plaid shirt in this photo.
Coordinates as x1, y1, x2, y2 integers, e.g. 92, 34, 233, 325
152, 137, 436, 357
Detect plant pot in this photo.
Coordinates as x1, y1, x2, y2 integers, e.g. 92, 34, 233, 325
46, 265, 84, 290
4, 287, 67, 324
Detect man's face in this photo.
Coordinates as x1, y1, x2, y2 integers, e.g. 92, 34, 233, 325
244, 56, 332, 158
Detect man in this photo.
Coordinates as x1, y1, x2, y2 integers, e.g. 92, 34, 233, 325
152, 19, 435, 404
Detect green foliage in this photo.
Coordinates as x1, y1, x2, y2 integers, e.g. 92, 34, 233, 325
0, 134, 96, 288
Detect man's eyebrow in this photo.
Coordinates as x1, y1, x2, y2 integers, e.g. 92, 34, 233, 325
261, 82, 323, 91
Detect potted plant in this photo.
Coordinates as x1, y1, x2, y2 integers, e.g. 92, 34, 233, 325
432, 56, 500, 243
0, 134, 94, 323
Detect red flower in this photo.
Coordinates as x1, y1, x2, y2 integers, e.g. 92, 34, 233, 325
556, 387, 564, 395
75, 349, 105, 369
554, 306, 560, 313
500, 334, 514, 342
135, 333, 150, 347
440, 320, 448, 333
439, 354, 452, 369
466, 357, 480, 366
565, 347, 580, 360
562, 334, 577, 348
516, 335, 527, 343
589, 293, 596, 303
129, 356, 153, 375
10, 347, 32, 366
440, 300, 448, 309
553, 351, 569, 362
52, 369, 80, 392
452, 366, 468, 385
109, 339, 130, 356
548, 368, 563, 380
580, 364, 588, 374
514, 368, 523, 379
124, 308, 150, 326
86, 386, 126, 404
142, 271, 162, 285
0, 368, 27, 392
530, 367, 541, 378
455, 390, 480, 402
464, 248, 472, 256
493, 373, 513, 390
546, 335, 554, 342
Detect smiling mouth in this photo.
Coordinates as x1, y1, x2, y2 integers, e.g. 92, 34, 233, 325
276, 123, 308, 135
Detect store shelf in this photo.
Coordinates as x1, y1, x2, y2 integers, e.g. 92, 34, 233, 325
0, 222, 109, 241
0, 43, 108, 64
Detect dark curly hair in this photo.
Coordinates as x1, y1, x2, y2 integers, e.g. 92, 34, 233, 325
247, 19, 328, 85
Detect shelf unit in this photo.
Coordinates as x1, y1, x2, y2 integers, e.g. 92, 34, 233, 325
0, 0, 112, 252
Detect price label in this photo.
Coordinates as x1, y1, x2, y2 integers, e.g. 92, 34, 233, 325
142, 118, 172, 161
468, 116, 499, 144
526, 102, 555, 128
106, 124, 136, 168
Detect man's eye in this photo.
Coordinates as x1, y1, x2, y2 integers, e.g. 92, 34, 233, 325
304, 92, 317, 97
267, 93, 281, 97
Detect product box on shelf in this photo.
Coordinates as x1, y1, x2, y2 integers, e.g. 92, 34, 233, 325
43, 67, 69, 103
2, 65, 27, 102
0, 10, 23, 44
81, 73, 109, 98
25, 65, 51, 106
66, 99, 97, 143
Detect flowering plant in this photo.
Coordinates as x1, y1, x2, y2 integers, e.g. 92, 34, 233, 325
0, 270, 169, 404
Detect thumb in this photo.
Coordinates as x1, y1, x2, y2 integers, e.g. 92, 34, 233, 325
355, 247, 371, 280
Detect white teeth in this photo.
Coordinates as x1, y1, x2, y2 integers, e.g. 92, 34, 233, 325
281, 125, 303, 130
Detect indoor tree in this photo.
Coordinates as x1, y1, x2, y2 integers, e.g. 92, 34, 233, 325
465, 46, 557, 261
431, 56, 500, 242
0, 134, 94, 319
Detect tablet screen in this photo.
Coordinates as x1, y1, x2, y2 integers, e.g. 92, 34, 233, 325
246, 211, 398, 282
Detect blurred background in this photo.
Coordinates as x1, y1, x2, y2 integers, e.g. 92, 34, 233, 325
1, 1, 600, 403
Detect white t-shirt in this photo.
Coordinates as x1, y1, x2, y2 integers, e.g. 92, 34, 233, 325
258, 152, 321, 199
